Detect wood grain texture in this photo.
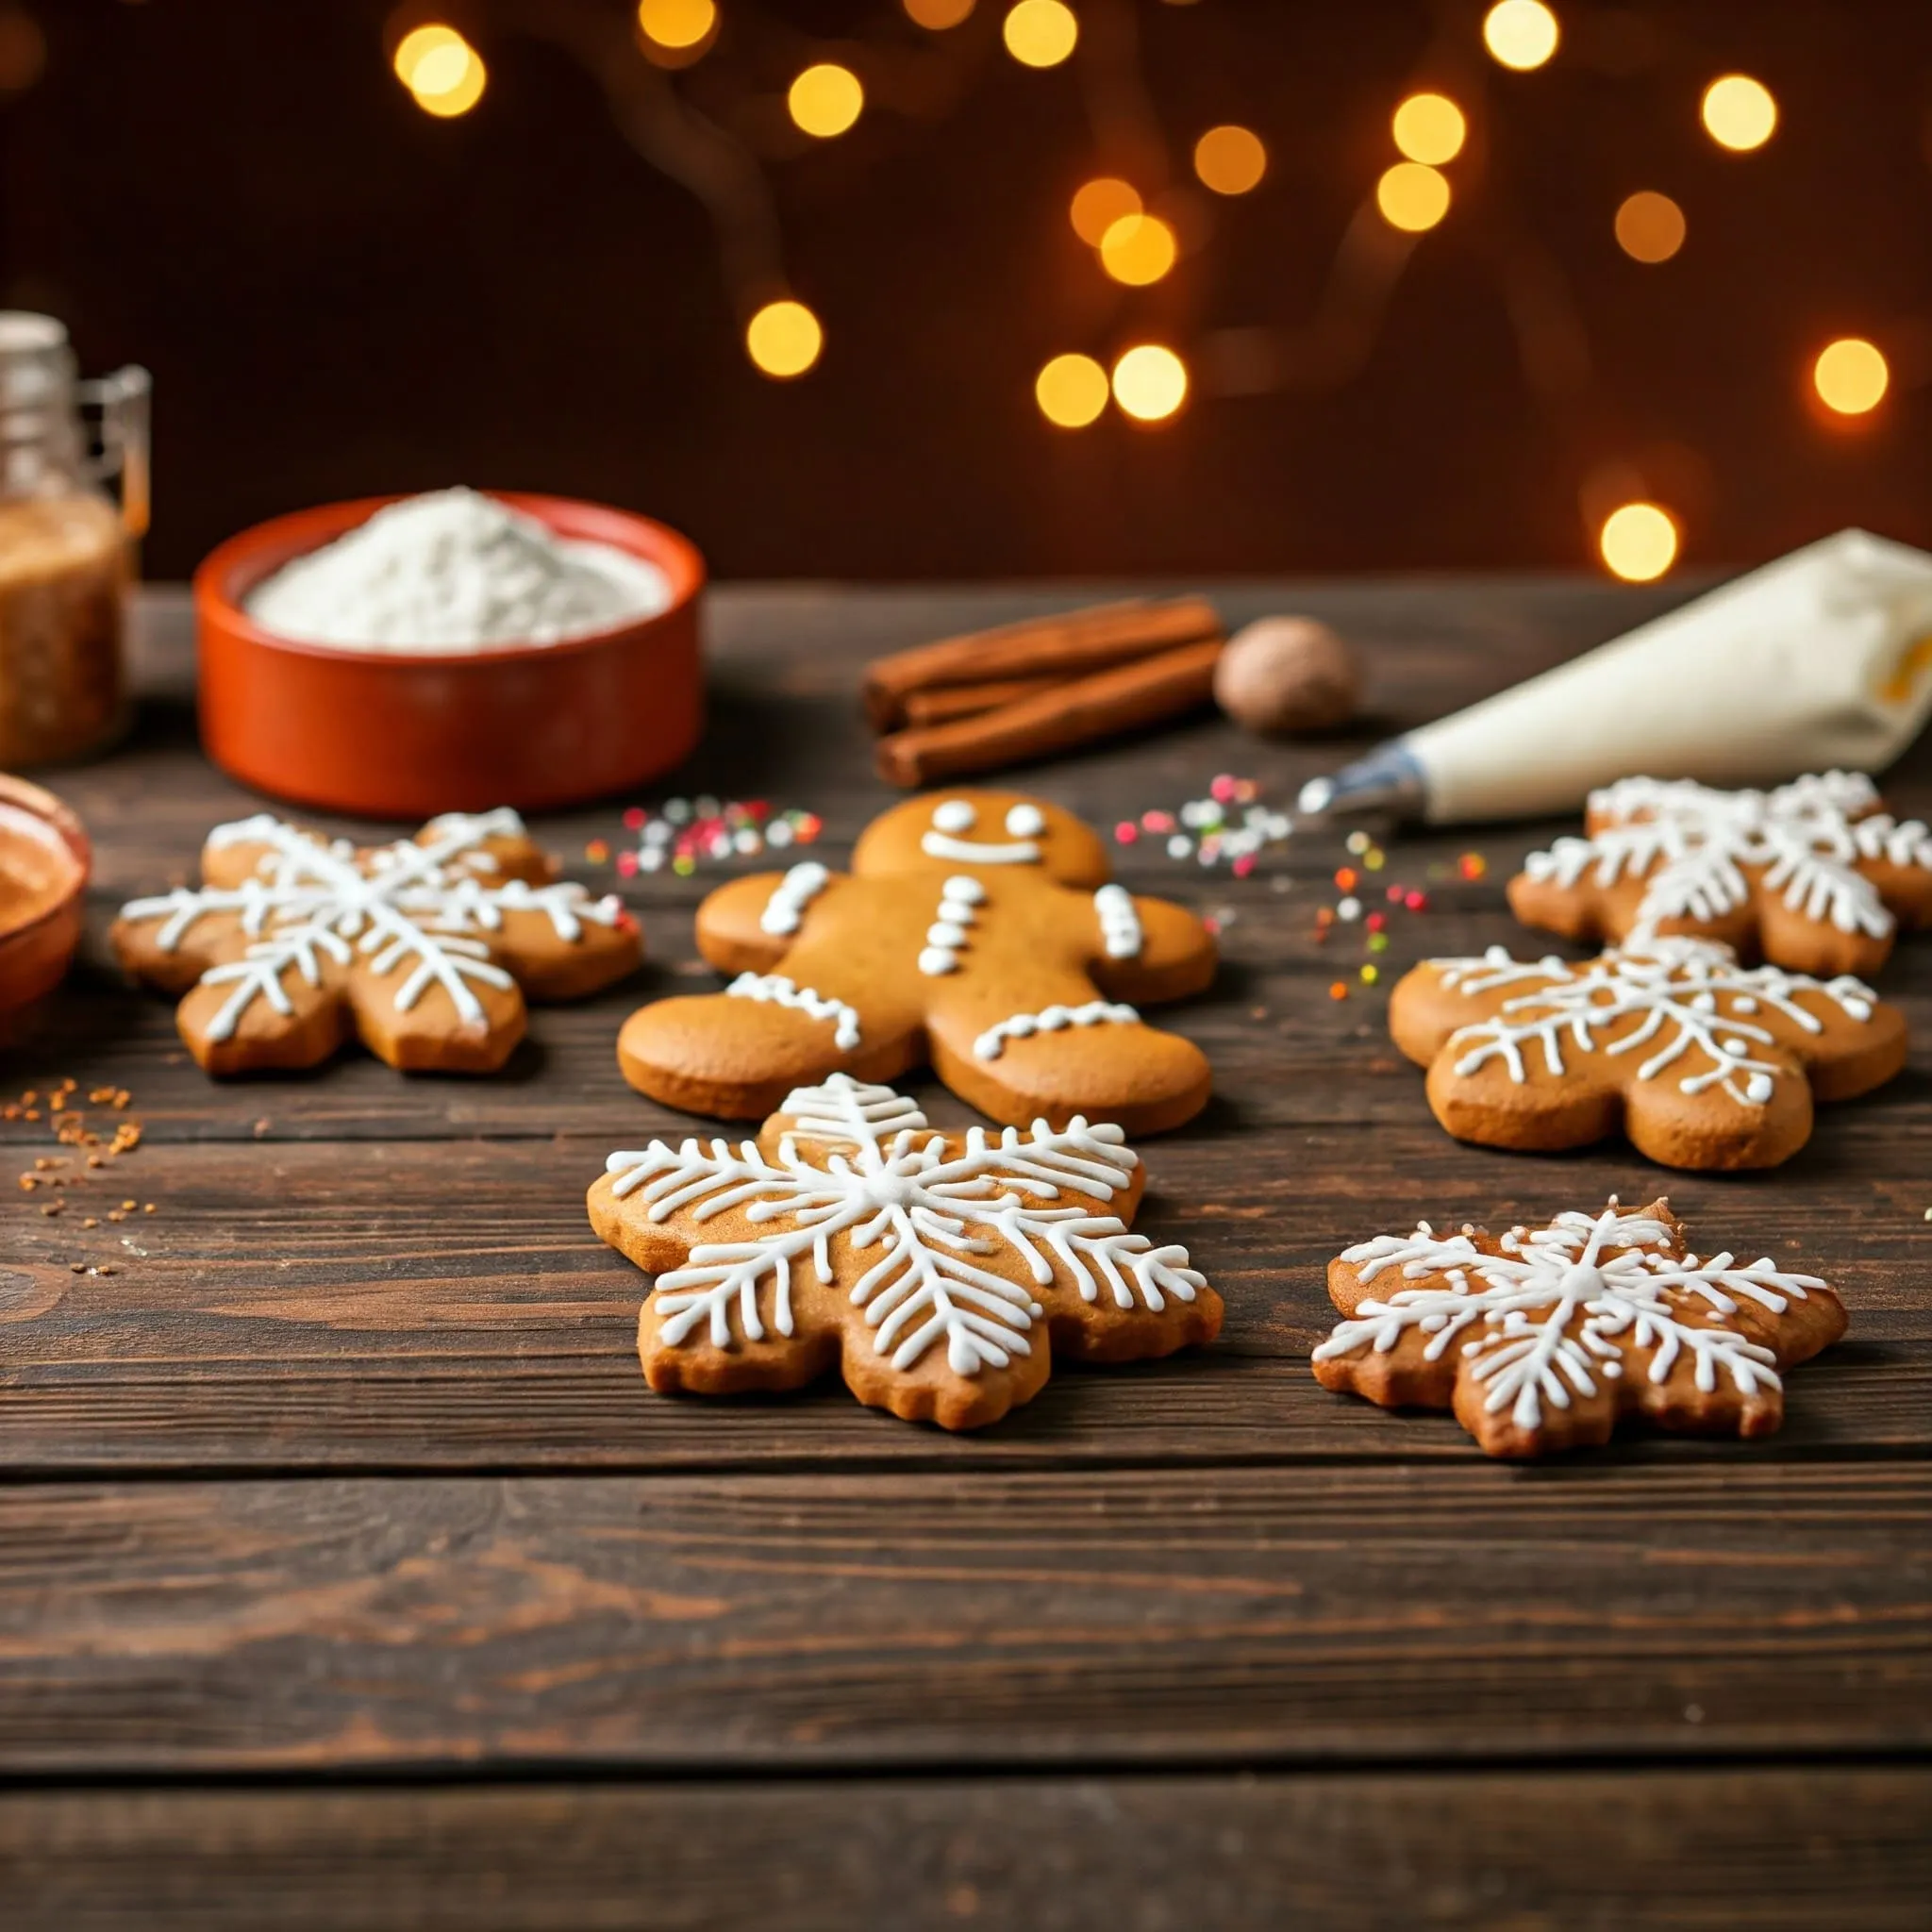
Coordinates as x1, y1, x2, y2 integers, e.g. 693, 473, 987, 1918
8, 1768, 1930, 1931
2, 583, 1929, 1881
1, 1465, 1927, 1773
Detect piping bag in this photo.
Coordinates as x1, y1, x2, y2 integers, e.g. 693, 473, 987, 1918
1297, 528, 1932, 824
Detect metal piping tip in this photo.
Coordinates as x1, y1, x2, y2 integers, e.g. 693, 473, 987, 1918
1295, 741, 1429, 822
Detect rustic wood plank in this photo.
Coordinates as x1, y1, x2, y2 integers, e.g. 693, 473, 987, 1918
1, 1465, 1927, 1773
0, 1122, 1925, 1471
8, 1766, 1929, 1931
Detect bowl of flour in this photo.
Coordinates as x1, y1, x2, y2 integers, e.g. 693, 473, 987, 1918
195, 490, 706, 816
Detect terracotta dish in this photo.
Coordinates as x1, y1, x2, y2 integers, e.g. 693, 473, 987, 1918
0, 774, 89, 1032
195, 493, 706, 818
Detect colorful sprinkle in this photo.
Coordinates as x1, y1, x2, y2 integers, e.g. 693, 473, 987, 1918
1334, 868, 1357, 891
1329, 981, 1349, 1001
1359, 964, 1379, 984
1405, 890, 1428, 911
1114, 821, 1139, 844
1458, 852, 1488, 880
1345, 830, 1371, 856
1368, 933, 1389, 953
1365, 912, 1386, 933
1336, 896, 1362, 922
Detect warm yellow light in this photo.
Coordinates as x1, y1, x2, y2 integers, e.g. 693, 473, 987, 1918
905, 0, 975, 25
746, 300, 824, 379
1193, 125, 1267, 195
636, 0, 717, 50
396, 24, 486, 115
394, 25, 461, 89
1098, 212, 1177, 286
1600, 502, 1677, 582
1613, 191, 1685, 263
1813, 338, 1889, 416
1111, 344, 1188, 423
1701, 74, 1776, 151
1070, 177, 1140, 245
1036, 353, 1109, 428
1482, 0, 1558, 71
1375, 161, 1450, 232
788, 62, 863, 138
1391, 92, 1466, 165
1003, 0, 1078, 69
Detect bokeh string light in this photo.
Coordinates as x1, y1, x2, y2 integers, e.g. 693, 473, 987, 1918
745, 299, 823, 378
1813, 338, 1889, 416
1599, 502, 1678, 581
1111, 344, 1189, 423
1614, 191, 1686, 263
1391, 93, 1465, 166
788, 62, 863, 139
1482, 0, 1558, 72
1193, 125, 1267, 195
1701, 74, 1777, 151
369, 0, 1921, 577
1036, 353, 1110, 428
1376, 161, 1451, 233
1003, 0, 1078, 70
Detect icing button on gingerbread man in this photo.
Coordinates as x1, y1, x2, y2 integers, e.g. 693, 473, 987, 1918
617, 790, 1217, 1133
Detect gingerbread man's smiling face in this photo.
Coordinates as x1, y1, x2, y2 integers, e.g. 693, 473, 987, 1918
851, 790, 1111, 887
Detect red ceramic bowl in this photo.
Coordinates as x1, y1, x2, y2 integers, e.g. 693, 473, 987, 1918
195, 492, 706, 819
0, 774, 89, 1034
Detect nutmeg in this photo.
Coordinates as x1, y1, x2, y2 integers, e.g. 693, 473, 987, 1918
1213, 616, 1360, 737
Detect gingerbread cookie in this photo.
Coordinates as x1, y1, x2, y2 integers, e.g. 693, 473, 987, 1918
616, 790, 1216, 1133
1312, 1197, 1845, 1457
1510, 772, 1932, 977
113, 808, 640, 1074
588, 1073, 1222, 1429
1390, 936, 1906, 1170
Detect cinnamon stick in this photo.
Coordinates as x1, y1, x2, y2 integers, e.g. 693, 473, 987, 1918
862, 596, 1222, 731
899, 675, 1060, 727
875, 636, 1224, 789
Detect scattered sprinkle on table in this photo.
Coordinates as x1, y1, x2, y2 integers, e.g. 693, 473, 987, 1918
1116, 776, 1293, 872
603, 798, 824, 877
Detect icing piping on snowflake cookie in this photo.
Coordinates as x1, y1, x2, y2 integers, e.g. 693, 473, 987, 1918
1439, 938, 1874, 1108
1310, 1197, 1845, 1455
120, 810, 625, 1041
1523, 771, 1932, 940
724, 972, 862, 1051
603, 1074, 1207, 1376
974, 1000, 1139, 1062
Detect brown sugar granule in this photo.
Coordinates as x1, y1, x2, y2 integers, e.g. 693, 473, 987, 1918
89, 1087, 114, 1103
69, 1260, 85, 1274
111, 1091, 130, 1108
17, 1174, 36, 1191
107, 1209, 125, 1223
24, 1109, 39, 1121
40, 1201, 61, 1216
81, 1216, 97, 1228
86, 1153, 104, 1168
142, 1202, 157, 1213
94, 1263, 115, 1275
120, 1198, 136, 1211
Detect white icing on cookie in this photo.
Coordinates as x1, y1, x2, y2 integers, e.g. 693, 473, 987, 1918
973, 999, 1139, 1061
1005, 802, 1045, 838
724, 972, 862, 1051
921, 802, 1042, 865
919, 876, 986, 978
1093, 883, 1142, 959
758, 861, 831, 937
1436, 937, 1877, 1109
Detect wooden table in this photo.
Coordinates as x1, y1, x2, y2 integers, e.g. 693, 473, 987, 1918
5, 583, 1928, 1927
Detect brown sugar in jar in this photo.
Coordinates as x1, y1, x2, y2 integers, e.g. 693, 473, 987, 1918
0, 492, 130, 765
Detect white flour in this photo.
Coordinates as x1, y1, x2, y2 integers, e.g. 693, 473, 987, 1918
244, 488, 673, 651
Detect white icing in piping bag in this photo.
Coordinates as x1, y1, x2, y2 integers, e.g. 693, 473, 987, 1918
1299, 529, 1932, 825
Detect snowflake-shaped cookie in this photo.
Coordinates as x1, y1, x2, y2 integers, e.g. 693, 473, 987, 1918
1312, 1198, 1846, 1457
1389, 936, 1907, 1170
111, 809, 640, 1074
1510, 771, 1932, 976
586, 1073, 1223, 1429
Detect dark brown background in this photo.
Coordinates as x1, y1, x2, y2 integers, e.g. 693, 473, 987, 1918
6, 0, 1932, 580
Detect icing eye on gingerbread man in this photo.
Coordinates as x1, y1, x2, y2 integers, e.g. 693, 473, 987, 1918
922, 796, 1047, 866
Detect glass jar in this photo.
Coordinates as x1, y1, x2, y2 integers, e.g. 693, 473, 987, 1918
0, 312, 150, 766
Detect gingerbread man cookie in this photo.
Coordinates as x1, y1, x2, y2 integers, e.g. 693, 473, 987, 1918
617, 790, 1216, 1133
113, 808, 640, 1074
588, 1073, 1222, 1429
1390, 936, 1906, 1170
1510, 772, 1932, 977
1312, 1197, 1845, 1457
